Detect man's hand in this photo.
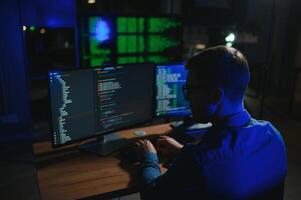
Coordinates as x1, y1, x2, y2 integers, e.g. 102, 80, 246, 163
156, 136, 183, 156
136, 139, 157, 154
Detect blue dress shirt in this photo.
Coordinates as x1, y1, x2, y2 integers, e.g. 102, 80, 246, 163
139, 110, 287, 200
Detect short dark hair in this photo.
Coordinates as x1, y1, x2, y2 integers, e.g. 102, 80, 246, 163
185, 46, 250, 102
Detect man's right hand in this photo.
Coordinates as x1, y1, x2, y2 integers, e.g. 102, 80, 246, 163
155, 136, 183, 156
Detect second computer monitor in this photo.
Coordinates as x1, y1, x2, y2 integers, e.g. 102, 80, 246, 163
156, 63, 191, 117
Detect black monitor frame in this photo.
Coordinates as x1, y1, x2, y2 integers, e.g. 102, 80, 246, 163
48, 62, 157, 148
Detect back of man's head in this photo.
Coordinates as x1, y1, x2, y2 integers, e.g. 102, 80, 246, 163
185, 45, 250, 103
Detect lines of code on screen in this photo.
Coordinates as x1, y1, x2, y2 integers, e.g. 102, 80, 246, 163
156, 64, 191, 117
94, 64, 154, 134
49, 70, 96, 145
49, 63, 154, 146
80, 16, 182, 67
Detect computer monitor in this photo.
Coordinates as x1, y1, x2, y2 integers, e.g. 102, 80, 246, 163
156, 63, 191, 118
48, 62, 155, 155
79, 15, 183, 67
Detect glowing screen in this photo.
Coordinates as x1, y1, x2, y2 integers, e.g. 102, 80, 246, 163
80, 16, 182, 67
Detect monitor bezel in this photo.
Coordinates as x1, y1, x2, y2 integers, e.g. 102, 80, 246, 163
48, 62, 157, 148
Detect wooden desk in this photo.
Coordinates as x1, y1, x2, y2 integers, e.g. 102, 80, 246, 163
33, 123, 171, 200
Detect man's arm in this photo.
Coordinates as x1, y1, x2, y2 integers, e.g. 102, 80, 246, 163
139, 152, 161, 185
137, 138, 201, 199
136, 136, 184, 186
136, 139, 161, 186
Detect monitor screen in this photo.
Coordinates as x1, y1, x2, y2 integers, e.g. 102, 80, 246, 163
48, 63, 155, 147
156, 64, 191, 117
79, 15, 182, 67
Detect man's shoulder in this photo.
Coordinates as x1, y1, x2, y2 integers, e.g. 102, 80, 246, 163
249, 118, 274, 127
247, 118, 274, 129
248, 118, 283, 141
183, 118, 285, 165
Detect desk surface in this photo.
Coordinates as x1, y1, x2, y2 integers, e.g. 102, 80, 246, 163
33, 123, 171, 200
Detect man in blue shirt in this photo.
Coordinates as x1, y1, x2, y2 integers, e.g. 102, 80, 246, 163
136, 46, 287, 199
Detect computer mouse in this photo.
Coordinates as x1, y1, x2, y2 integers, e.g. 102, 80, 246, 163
133, 130, 147, 137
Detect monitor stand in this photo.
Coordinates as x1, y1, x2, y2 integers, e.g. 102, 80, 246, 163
79, 133, 128, 156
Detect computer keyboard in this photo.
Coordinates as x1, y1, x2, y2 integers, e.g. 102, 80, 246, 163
120, 142, 176, 169
119, 134, 164, 163
120, 120, 212, 166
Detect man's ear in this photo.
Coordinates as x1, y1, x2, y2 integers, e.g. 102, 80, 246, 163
210, 88, 224, 105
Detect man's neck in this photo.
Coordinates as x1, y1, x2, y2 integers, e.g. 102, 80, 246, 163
212, 101, 245, 122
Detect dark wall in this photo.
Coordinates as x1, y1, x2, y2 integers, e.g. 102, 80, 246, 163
234, 0, 301, 94
242, 0, 275, 65
268, 0, 301, 93
19, 0, 76, 27
277, 0, 301, 91
0, 0, 31, 140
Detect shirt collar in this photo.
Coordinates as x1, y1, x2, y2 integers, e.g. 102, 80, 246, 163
212, 110, 251, 128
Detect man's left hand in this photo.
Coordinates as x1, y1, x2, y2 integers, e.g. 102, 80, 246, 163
136, 139, 157, 154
